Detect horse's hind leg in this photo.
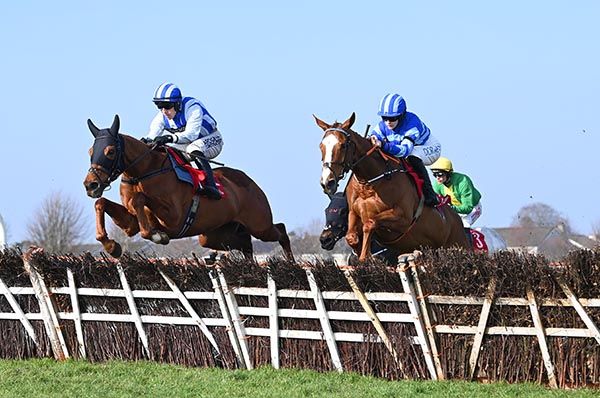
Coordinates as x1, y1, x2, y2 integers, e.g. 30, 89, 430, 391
95, 197, 139, 258
250, 223, 294, 261
198, 222, 253, 259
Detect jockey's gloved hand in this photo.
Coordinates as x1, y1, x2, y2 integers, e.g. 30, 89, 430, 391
153, 135, 175, 146
140, 137, 152, 144
370, 136, 382, 148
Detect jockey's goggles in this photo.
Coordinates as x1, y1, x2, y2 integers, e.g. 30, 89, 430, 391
156, 101, 176, 110
382, 116, 400, 122
432, 171, 447, 178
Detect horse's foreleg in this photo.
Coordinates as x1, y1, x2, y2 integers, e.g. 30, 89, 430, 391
94, 197, 139, 258
359, 219, 377, 262
131, 192, 170, 245
345, 211, 364, 260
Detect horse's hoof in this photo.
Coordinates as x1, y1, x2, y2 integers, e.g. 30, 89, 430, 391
203, 251, 219, 265
106, 241, 122, 258
150, 231, 170, 245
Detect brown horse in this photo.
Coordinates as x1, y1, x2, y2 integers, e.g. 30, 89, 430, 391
315, 112, 469, 261
83, 115, 293, 260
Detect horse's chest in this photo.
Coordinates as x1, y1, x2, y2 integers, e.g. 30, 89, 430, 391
356, 185, 376, 199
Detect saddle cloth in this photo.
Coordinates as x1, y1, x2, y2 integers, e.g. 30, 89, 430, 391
401, 159, 424, 197
166, 148, 225, 197
470, 229, 489, 252
436, 194, 489, 252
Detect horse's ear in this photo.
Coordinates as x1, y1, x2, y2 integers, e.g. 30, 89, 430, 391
341, 112, 356, 130
109, 114, 120, 136
313, 114, 331, 131
87, 119, 100, 138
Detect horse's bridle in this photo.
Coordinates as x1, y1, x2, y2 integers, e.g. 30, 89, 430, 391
322, 127, 392, 184
88, 134, 169, 191
322, 127, 359, 183
88, 134, 126, 192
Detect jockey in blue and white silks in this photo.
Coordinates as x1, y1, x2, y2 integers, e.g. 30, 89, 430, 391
368, 93, 441, 206
144, 84, 224, 159
368, 97, 440, 165
142, 82, 223, 200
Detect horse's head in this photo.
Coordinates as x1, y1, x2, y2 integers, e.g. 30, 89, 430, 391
83, 115, 124, 198
319, 192, 349, 250
314, 112, 356, 196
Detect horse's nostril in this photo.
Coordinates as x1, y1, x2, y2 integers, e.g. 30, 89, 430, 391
88, 182, 98, 191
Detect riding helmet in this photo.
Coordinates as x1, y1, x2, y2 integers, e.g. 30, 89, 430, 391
430, 157, 454, 172
377, 93, 407, 117
153, 82, 182, 104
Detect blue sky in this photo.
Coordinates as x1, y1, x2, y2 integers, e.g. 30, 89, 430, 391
1, 1, 599, 243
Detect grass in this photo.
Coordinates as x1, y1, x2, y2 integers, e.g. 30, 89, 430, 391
0, 359, 597, 398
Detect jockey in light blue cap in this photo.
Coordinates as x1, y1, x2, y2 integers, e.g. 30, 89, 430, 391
141, 82, 224, 200
368, 93, 442, 206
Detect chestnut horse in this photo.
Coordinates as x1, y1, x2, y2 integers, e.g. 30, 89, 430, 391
315, 112, 468, 261
83, 115, 293, 260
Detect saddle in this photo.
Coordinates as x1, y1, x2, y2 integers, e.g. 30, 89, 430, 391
165, 147, 225, 197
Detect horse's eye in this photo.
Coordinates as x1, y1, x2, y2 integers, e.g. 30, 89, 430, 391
104, 146, 116, 160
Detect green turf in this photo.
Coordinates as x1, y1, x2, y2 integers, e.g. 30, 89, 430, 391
0, 359, 596, 397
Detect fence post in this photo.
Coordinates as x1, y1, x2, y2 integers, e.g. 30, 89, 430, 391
0, 276, 37, 344
397, 256, 437, 380
209, 270, 246, 369
526, 286, 558, 388
217, 270, 253, 369
267, 273, 280, 369
408, 254, 445, 380
66, 268, 86, 358
468, 276, 497, 380
555, 275, 600, 345
157, 268, 220, 353
116, 262, 150, 359
23, 248, 69, 360
306, 269, 343, 372
344, 269, 404, 375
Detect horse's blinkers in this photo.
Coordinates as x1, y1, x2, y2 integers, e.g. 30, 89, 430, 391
319, 192, 349, 250
88, 131, 125, 192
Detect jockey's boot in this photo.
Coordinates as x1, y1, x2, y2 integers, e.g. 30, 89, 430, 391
464, 227, 473, 248
191, 151, 222, 200
407, 155, 438, 207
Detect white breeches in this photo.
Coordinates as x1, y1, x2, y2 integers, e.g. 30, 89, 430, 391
412, 134, 441, 165
460, 202, 482, 227
171, 130, 224, 159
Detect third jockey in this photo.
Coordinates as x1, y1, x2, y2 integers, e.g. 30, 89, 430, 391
368, 93, 442, 206
430, 157, 482, 228
141, 82, 223, 200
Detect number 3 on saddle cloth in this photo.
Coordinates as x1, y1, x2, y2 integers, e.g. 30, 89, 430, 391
435, 194, 489, 252
166, 148, 226, 198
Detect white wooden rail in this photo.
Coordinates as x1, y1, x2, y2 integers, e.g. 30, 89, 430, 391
0, 252, 598, 388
